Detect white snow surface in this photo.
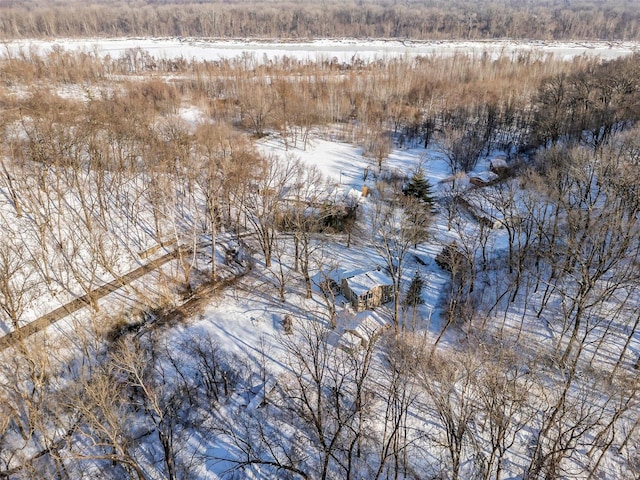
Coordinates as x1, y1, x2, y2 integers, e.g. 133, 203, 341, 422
251, 133, 470, 347
1, 126, 636, 477
2, 37, 639, 63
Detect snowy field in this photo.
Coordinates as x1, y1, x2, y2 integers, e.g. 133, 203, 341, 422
2, 37, 639, 62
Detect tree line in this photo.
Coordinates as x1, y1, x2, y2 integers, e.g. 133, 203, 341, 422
2, 0, 640, 40
1, 297, 638, 478
5, 45, 639, 158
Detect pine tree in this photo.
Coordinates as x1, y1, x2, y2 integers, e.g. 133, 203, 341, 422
403, 167, 434, 207
403, 271, 425, 310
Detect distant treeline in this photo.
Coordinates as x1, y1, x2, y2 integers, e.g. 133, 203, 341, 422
1, 0, 640, 40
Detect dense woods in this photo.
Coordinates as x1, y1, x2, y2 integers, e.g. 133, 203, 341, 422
2, 0, 640, 40
0, 28, 640, 480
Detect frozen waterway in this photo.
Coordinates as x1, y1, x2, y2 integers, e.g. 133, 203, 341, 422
2, 37, 639, 63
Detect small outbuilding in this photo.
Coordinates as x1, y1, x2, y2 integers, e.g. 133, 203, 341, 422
342, 311, 390, 350
341, 268, 394, 312
468, 171, 499, 188
489, 158, 512, 177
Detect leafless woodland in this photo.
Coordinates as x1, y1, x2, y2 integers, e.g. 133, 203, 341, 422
0, 11, 639, 478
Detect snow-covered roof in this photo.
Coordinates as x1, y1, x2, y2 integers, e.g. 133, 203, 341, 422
490, 158, 509, 169
343, 268, 393, 296
470, 171, 499, 183
342, 311, 390, 348
345, 311, 389, 335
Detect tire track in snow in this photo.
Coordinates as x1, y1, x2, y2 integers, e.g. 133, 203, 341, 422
0, 248, 182, 351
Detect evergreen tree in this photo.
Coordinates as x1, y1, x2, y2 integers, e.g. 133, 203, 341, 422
403, 271, 425, 310
403, 167, 434, 207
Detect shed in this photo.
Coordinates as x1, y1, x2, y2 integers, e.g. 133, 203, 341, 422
489, 158, 511, 177
468, 171, 499, 188
342, 312, 390, 349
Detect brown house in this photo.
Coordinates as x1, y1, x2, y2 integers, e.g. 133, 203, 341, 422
341, 269, 394, 312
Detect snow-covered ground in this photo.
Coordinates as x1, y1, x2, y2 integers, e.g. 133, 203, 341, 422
0, 122, 637, 477
252, 132, 506, 354
1, 38, 639, 477
183, 132, 640, 478
2, 37, 639, 63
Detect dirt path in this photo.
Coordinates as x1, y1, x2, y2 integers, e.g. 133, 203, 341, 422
0, 248, 182, 351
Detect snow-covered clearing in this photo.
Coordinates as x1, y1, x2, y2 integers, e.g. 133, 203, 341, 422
166, 130, 639, 478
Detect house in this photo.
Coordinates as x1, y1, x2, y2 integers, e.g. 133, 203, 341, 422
341, 268, 394, 312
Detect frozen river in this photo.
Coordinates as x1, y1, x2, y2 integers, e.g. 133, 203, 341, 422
3, 37, 639, 63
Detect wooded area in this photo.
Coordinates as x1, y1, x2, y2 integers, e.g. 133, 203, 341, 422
0, 27, 639, 480
2, 0, 640, 40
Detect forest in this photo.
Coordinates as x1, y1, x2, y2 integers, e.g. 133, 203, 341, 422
0, 3, 640, 478
2, 0, 640, 41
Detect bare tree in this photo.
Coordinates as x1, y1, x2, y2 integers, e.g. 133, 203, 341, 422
113, 338, 187, 480
280, 318, 381, 480
61, 362, 149, 480
371, 335, 421, 480
315, 258, 340, 329
418, 350, 481, 480
288, 165, 329, 299
363, 129, 392, 173
243, 155, 299, 268
440, 125, 486, 175
372, 191, 431, 330
476, 348, 539, 480
0, 241, 36, 330
268, 233, 294, 302
237, 77, 275, 138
